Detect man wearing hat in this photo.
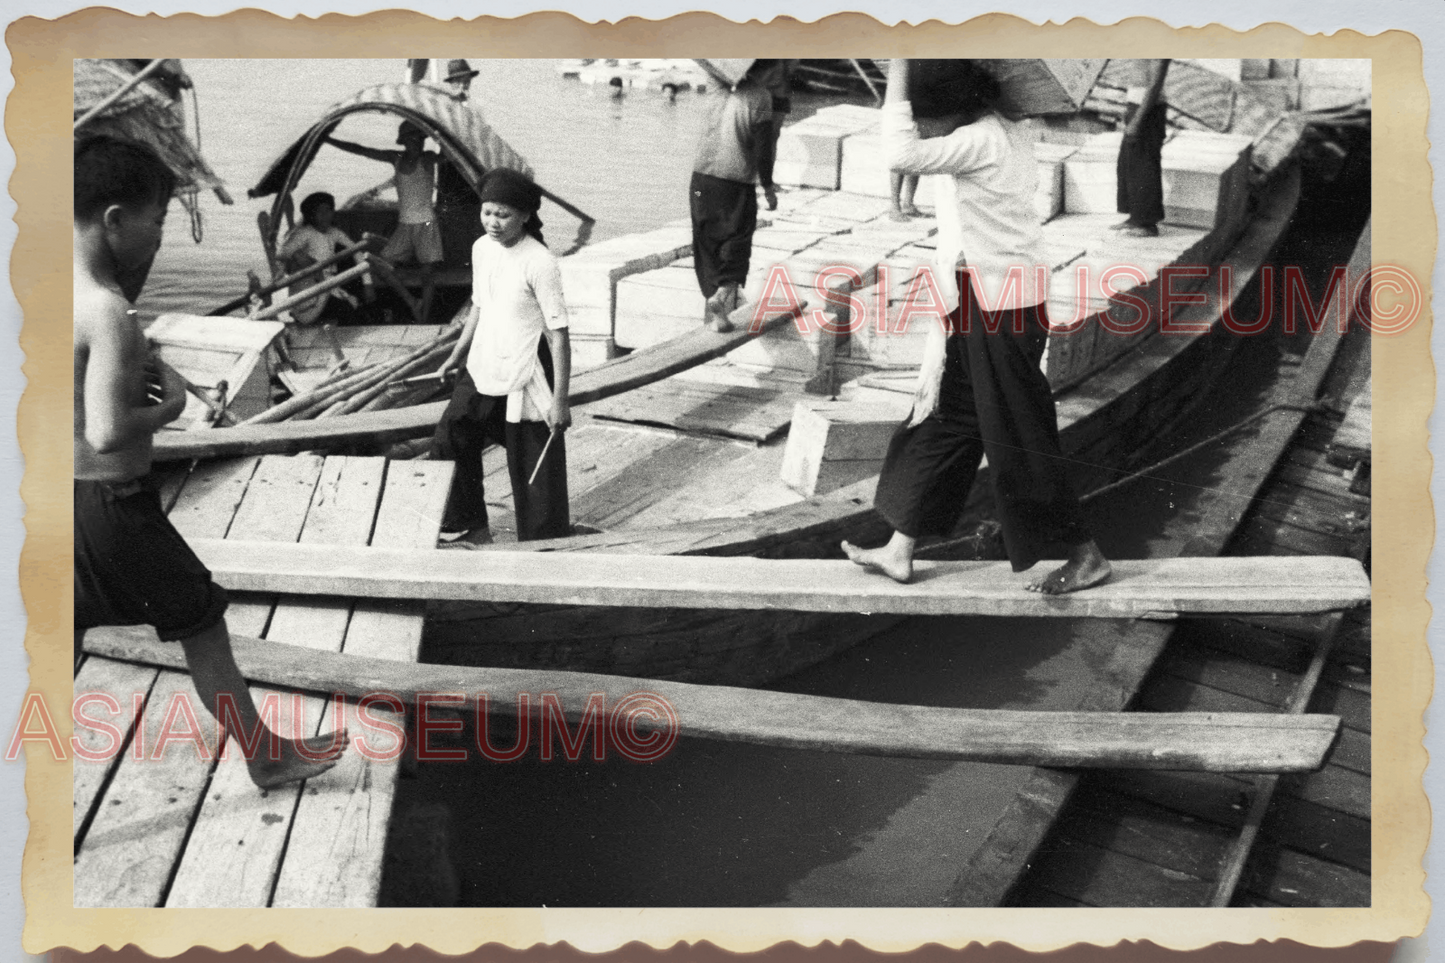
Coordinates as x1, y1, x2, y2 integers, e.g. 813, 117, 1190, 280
437, 59, 485, 268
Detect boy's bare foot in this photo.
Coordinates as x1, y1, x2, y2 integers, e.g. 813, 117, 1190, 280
900, 204, 922, 218
247, 729, 349, 789
1026, 541, 1112, 595
888, 208, 911, 222
842, 539, 913, 584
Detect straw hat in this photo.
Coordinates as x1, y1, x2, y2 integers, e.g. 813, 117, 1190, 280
445, 59, 479, 83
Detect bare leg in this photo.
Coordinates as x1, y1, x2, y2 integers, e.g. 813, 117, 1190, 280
888, 171, 911, 222
842, 530, 916, 584
180, 621, 347, 789
1025, 539, 1112, 595
706, 282, 738, 332
899, 174, 921, 217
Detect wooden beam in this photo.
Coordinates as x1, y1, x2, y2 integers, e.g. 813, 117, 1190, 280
82, 626, 1340, 773
150, 304, 803, 462
190, 542, 1371, 619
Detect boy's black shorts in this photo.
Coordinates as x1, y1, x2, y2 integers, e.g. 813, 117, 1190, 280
74, 478, 229, 642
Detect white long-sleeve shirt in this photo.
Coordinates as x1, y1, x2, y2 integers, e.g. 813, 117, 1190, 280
882, 100, 1046, 312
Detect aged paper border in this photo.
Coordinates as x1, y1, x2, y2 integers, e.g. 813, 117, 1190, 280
10, 9, 1430, 956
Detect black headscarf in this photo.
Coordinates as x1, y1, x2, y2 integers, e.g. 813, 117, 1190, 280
479, 167, 545, 244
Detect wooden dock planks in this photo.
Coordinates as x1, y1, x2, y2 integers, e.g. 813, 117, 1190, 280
189, 546, 1371, 619
73, 454, 451, 908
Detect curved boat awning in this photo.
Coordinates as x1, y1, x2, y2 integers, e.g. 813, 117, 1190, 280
249, 82, 533, 220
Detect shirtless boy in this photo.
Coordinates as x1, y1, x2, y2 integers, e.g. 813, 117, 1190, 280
74, 136, 346, 788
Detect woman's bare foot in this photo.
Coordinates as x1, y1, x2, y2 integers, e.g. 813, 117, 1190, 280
1026, 541, 1112, 595
1120, 223, 1159, 238
900, 204, 923, 218
842, 539, 914, 584
247, 728, 349, 789
888, 208, 911, 222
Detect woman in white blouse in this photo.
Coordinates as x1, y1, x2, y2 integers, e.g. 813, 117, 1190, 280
843, 58, 1111, 596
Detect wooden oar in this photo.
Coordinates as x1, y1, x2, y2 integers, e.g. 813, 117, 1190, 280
81, 626, 1341, 773
207, 235, 383, 316
251, 261, 373, 321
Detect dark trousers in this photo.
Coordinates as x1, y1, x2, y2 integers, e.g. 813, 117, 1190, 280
1116, 101, 1168, 228
689, 171, 757, 299
430, 348, 570, 542
873, 296, 1090, 572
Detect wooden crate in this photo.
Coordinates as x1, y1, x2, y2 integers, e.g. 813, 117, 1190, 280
780, 399, 906, 497
980, 59, 1108, 116
1061, 133, 1124, 214
838, 129, 938, 205
146, 314, 284, 425
775, 105, 880, 190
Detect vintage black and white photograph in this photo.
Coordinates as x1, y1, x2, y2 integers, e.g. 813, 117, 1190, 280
68, 48, 1379, 916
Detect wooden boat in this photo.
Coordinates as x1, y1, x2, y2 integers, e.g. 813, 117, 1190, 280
148, 63, 1322, 688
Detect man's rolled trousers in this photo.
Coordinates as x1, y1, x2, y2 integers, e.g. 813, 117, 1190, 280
1115, 99, 1167, 229
873, 280, 1091, 572
431, 338, 569, 542
689, 170, 757, 300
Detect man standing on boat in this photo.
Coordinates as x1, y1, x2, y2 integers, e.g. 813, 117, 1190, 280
436, 59, 485, 268
1112, 59, 1171, 238
325, 121, 444, 320
689, 59, 784, 333
842, 59, 1112, 595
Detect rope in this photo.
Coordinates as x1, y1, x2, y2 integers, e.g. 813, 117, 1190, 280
1079, 402, 1324, 505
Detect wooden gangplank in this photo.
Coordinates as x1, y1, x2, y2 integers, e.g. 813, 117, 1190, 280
150, 304, 803, 462
84, 627, 1341, 774
188, 544, 1371, 619
72, 454, 451, 908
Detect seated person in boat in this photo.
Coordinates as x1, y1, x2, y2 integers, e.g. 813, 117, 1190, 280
432, 168, 572, 545
842, 59, 1112, 595
73, 136, 347, 787
689, 59, 783, 332
278, 191, 375, 325
1112, 59, 1171, 239
325, 121, 443, 317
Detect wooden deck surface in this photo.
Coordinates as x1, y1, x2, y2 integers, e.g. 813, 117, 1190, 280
74, 454, 452, 907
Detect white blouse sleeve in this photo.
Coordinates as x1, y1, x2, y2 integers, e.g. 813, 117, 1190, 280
882, 101, 1001, 177
530, 250, 570, 330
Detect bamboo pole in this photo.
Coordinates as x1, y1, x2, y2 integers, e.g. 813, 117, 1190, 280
74, 58, 167, 131
239, 361, 385, 425
251, 261, 373, 321
309, 330, 459, 419
208, 235, 382, 316
328, 341, 456, 417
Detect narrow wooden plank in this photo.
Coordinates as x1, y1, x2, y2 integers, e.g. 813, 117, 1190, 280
191, 546, 1372, 619
151, 307, 803, 462
83, 627, 1342, 773
571, 436, 752, 530
164, 456, 385, 908
270, 460, 453, 907
588, 382, 797, 442
1020, 834, 1214, 908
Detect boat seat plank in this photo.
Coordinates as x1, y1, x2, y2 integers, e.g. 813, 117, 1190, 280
193, 546, 1372, 619
586, 382, 797, 443
84, 626, 1342, 774
570, 437, 754, 530
271, 459, 452, 908
166, 455, 387, 908
73, 454, 329, 907
1024, 834, 1214, 908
